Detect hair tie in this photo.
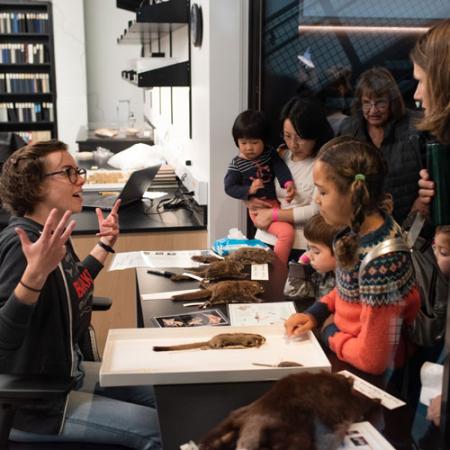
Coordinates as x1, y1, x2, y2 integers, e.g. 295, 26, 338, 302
354, 173, 365, 182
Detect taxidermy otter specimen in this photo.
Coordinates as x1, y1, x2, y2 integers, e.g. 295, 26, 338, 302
198, 371, 379, 450
171, 280, 264, 308
192, 248, 275, 266
171, 259, 248, 282
170, 248, 275, 281
153, 332, 266, 352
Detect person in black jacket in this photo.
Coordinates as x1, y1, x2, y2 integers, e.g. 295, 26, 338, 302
0, 140, 160, 449
338, 67, 425, 225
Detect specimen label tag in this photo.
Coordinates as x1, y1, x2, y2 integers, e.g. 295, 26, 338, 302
339, 370, 405, 410
251, 264, 269, 280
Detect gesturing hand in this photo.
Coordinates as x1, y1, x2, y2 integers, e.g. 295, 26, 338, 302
15, 209, 76, 280
96, 199, 120, 247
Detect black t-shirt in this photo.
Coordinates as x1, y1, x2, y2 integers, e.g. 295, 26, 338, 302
61, 241, 93, 344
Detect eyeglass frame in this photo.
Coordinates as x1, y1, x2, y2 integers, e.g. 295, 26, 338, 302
43, 166, 87, 184
361, 98, 390, 112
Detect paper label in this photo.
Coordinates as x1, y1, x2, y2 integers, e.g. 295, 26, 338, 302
251, 263, 269, 280
339, 370, 405, 410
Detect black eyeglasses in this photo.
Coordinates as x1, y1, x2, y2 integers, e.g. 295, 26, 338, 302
361, 99, 389, 112
44, 167, 87, 184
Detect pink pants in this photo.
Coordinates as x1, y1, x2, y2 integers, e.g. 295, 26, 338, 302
249, 199, 295, 265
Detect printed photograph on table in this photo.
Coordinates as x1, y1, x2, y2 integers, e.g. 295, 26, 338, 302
153, 309, 229, 328
228, 301, 296, 326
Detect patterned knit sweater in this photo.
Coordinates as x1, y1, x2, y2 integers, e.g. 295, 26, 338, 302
307, 214, 420, 375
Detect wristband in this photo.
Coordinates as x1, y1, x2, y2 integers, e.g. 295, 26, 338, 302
19, 280, 41, 293
272, 208, 279, 222
97, 241, 115, 254
284, 180, 294, 188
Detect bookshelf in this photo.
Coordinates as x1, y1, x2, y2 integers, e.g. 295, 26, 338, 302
0, 0, 57, 142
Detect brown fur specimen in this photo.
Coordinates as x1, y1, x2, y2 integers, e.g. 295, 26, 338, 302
171, 249, 274, 282
171, 280, 264, 309
191, 248, 274, 266
226, 247, 274, 265
191, 255, 223, 264
199, 372, 379, 450
185, 260, 248, 282
153, 332, 266, 352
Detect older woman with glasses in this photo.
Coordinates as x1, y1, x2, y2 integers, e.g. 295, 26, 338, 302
0, 140, 161, 449
339, 66, 425, 225
249, 97, 334, 260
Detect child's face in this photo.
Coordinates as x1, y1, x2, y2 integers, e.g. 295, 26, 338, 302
433, 232, 450, 279
306, 241, 336, 273
237, 138, 265, 160
313, 161, 353, 227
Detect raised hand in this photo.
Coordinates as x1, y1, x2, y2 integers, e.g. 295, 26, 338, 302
96, 199, 120, 247
16, 209, 76, 281
284, 312, 317, 337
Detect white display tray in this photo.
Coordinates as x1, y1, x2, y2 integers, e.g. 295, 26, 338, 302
100, 325, 331, 387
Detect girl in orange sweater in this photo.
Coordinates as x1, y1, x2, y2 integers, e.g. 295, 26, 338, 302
285, 136, 420, 375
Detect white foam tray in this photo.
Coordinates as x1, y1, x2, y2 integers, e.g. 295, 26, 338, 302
100, 325, 331, 387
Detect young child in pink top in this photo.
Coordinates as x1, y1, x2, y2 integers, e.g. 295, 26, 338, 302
224, 110, 296, 264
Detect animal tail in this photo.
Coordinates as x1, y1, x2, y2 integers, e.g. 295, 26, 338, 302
153, 341, 208, 352
171, 289, 210, 301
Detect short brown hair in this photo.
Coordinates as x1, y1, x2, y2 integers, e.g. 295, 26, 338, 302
0, 140, 68, 216
352, 67, 405, 121
411, 19, 450, 144
304, 214, 340, 254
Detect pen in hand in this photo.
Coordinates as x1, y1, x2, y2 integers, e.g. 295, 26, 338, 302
147, 269, 176, 278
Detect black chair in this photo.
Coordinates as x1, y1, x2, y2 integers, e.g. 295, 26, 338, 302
79, 296, 113, 362
0, 296, 128, 449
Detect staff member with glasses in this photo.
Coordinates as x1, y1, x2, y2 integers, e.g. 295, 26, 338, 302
0, 140, 161, 449
339, 66, 425, 225
249, 97, 334, 260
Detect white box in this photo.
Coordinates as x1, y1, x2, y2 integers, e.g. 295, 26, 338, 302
100, 325, 331, 387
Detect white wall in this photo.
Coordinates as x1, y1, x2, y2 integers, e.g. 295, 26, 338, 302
207, 0, 249, 243
41, 0, 88, 150
83, 0, 144, 129
147, 0, 249, 244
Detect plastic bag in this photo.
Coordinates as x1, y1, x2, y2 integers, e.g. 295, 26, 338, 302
283, 261, 315, 299
212, 237, 269, 257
